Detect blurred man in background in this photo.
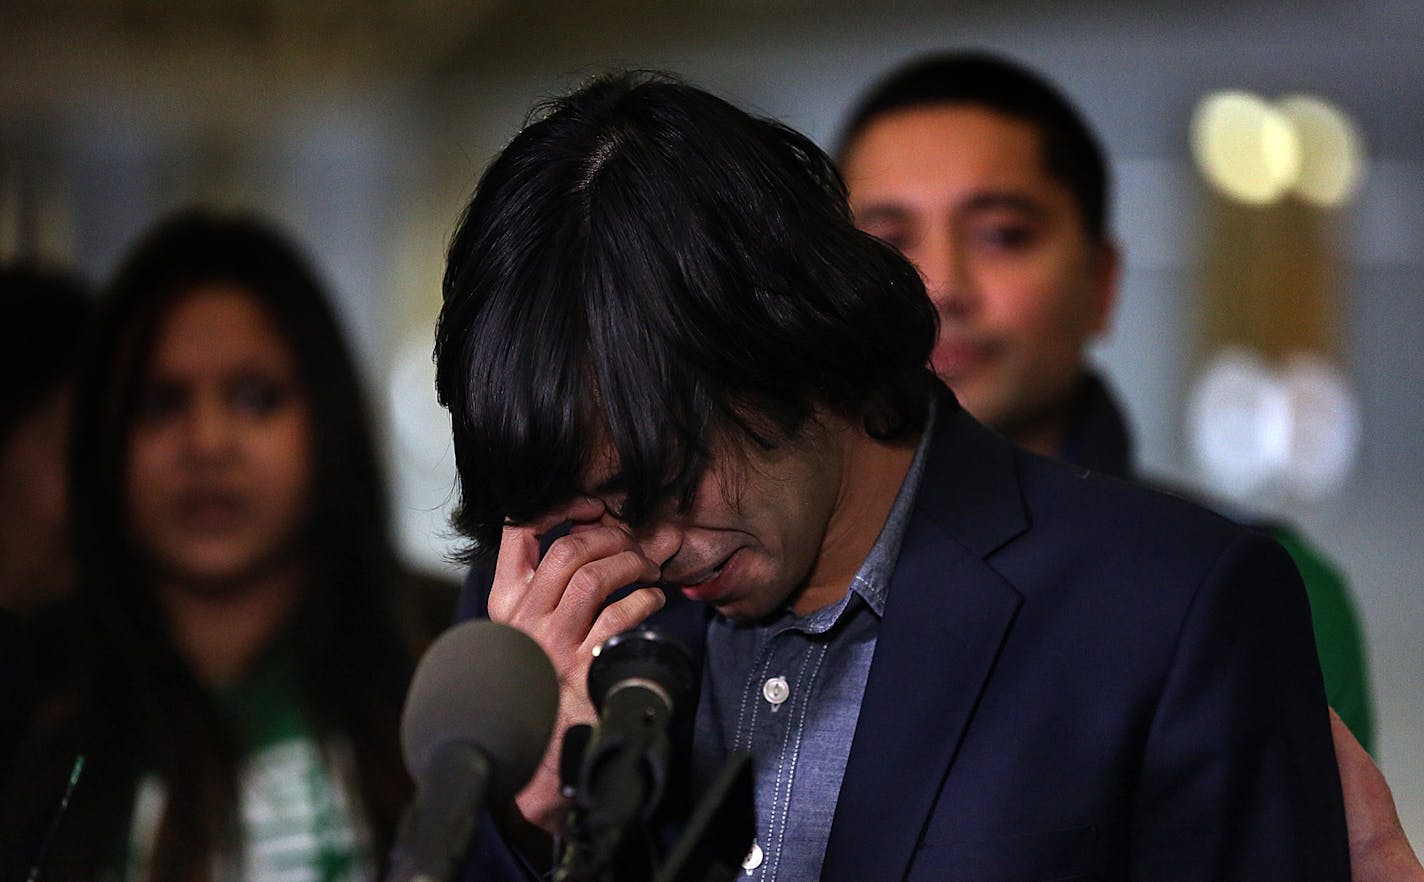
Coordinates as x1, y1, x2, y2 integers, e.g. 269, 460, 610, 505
838, 50, 1422, 880
837, 50, 1375, 750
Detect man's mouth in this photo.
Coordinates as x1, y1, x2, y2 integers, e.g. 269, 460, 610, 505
933, 339, 994, 378
673, 550, 741, 603
681, 561, 727, 588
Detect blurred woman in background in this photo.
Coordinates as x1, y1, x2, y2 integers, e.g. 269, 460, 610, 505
0, 263, 91, 798
4, 209, 432, 882
0, 263, 90, 619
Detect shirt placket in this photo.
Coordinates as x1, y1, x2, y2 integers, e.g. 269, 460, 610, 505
737, 628, 827, 881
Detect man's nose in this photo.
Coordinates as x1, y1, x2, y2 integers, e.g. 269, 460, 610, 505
631, 521, 684, 569
590, 504, 683, 570
916, 232, 977, 321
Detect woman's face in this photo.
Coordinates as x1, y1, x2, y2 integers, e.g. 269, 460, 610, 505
126, 285, 314, 590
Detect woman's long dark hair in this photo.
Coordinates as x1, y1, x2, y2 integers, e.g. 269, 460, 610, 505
4, 209, 415, 881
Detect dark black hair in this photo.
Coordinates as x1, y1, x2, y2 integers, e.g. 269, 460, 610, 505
838, 51, 1111, 243
436, 71, 938, 558
4, 209, 414, 881
0, 263, 91, 446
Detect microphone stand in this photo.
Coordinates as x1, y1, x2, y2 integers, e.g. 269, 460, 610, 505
553, 688, 671, 882
653, 752, 754, 882
388, 743, 491, 882
553, 630, 694, 882
552, 628, 754, 882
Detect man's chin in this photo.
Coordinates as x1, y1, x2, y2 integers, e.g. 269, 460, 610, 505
941, 381, 1001, 425
693, 586, 786, 623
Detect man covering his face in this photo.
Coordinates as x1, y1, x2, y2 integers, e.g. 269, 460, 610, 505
438, 70, 1348, 881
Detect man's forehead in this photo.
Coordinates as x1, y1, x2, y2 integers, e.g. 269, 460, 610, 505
846, 104, 1087, 229
850, 105, 1049, 183
570, 431, 750, 506
576, 440, 623, 495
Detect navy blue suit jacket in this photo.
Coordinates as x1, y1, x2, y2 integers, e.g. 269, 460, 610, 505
456, 393, 1350, 881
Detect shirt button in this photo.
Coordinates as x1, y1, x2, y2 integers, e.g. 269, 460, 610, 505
742, 840, 764, 872
762, 676, 790, 707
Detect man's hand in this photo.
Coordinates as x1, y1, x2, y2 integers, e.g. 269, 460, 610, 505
1331, 707, 1424, 881
489, 497, 667, 834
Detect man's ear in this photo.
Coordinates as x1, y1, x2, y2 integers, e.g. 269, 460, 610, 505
1089, 238, 1122, 335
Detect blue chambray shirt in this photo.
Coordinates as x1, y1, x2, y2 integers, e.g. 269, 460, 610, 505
690, 403, 936, 882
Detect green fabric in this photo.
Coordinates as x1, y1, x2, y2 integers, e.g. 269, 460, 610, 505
216, 651, 306, 753
219, 653, 369, 882
125, 654, 372, 882
1270, 525, 1376, 752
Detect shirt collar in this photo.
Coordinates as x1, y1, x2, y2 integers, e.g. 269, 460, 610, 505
847, 398, 936, 618
786, 398, 938, 633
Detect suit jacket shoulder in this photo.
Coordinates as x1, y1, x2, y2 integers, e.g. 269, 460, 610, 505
825, 401, 1350, 882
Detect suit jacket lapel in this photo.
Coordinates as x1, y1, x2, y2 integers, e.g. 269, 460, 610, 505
822, 395, 1028, 882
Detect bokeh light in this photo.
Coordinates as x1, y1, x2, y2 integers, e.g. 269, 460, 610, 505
1187, 347, 1360, 505
1192, 91, 1300, 205
1278, 94, 1366, 207
1192, 90, 1366, 207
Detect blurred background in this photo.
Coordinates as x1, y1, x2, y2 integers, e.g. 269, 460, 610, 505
3, 0, 1421, 847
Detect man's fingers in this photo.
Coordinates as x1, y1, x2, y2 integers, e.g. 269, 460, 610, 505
519, 527, 654, 619
489, 511, 607, 621
555, 547, 661, 611
493, 496, 607, 583
489, 522, 542, 622
586, 586, 667, 651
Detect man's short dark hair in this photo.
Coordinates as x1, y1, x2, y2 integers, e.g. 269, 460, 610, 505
838, 51, 1111, 243
435, 71, 937, 557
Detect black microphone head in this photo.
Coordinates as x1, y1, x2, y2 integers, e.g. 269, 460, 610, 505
400, 620, 558, 806
587, 628, 696, 714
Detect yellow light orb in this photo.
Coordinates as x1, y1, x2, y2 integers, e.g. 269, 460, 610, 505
1278, 94, 1366, 207
1191, 91, 1301, 205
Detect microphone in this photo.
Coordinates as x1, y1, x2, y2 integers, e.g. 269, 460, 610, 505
555, 628, 697, 882
389, 620, 559, 882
